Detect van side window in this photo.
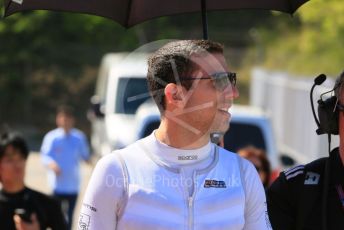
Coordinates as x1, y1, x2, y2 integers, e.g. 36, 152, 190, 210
223, 123, 266, 152
115, 77, 150, 114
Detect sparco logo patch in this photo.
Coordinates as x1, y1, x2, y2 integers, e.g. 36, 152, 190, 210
178, 155, 198, 160
78, 213, 90, 230
204, 179, 226, 188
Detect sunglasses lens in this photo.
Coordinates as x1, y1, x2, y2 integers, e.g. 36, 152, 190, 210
212, 72, 236, 91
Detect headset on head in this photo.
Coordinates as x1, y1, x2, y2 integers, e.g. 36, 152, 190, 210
311, 73, 344, 136
310, 72, 344, 230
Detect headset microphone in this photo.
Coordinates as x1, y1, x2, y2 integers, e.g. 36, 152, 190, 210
310, 74, 327, 134
314, 74, 326, 86
310, 73, 340, 165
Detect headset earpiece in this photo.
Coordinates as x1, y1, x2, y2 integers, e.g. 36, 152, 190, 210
317, 96, 339, 135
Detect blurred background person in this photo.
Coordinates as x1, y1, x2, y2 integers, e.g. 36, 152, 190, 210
0, 132, 66, 230
40, 105, 90, 230
238, 145, 271, 189
211, 133, 272, 189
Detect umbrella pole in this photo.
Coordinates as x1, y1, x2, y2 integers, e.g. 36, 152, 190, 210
201, 0, 208, 40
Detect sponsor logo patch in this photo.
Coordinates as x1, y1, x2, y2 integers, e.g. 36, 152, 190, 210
82, 203, 97, 212
78, 213, 90, 230
204, 179, 226, 188
304, 172, 320, 185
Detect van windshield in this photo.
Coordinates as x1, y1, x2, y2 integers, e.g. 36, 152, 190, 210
115, 77, 150, 114
223, 123, 266, 152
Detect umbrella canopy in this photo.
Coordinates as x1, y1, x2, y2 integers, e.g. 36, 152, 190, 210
4, 0, 309, 39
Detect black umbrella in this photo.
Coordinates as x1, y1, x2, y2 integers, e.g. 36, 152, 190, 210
4, 0, 309, 39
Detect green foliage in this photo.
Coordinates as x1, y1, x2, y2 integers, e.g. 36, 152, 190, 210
257, 0, 344, 76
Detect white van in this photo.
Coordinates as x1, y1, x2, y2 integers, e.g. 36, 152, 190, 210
89, 52, 152, 156
89, 53, 285, 173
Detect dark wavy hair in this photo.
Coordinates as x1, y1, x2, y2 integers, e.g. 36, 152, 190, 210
0, 132, 29, 160
147, 40, 224, 113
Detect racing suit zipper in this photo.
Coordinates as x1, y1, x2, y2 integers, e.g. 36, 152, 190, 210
188, 171, 197, 230
188, 196, 194, 230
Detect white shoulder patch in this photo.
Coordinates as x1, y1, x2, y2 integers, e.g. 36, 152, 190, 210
304, 172, 320, 185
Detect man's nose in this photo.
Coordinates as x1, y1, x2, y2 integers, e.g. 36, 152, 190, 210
222, 84, 239, 99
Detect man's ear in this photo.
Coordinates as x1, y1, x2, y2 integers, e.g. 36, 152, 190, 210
165, 83, 184, 106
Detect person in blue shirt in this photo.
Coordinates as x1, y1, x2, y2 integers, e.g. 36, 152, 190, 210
41, 105, 90, 230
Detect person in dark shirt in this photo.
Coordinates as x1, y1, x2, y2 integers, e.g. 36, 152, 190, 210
267, 71, 344, 230
0, 132, 67, 230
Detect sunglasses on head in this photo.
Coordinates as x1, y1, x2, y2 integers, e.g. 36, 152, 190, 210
180, 72, 237, 91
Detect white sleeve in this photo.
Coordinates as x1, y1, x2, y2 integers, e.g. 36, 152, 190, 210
78, 153, 126, 230
40, 133, 56, 166
240, 158, 273, 230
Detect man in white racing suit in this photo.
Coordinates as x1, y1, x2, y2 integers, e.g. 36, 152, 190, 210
79, 40, 272, 230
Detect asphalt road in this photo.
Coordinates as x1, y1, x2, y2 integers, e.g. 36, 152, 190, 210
25, 152, 94, 230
